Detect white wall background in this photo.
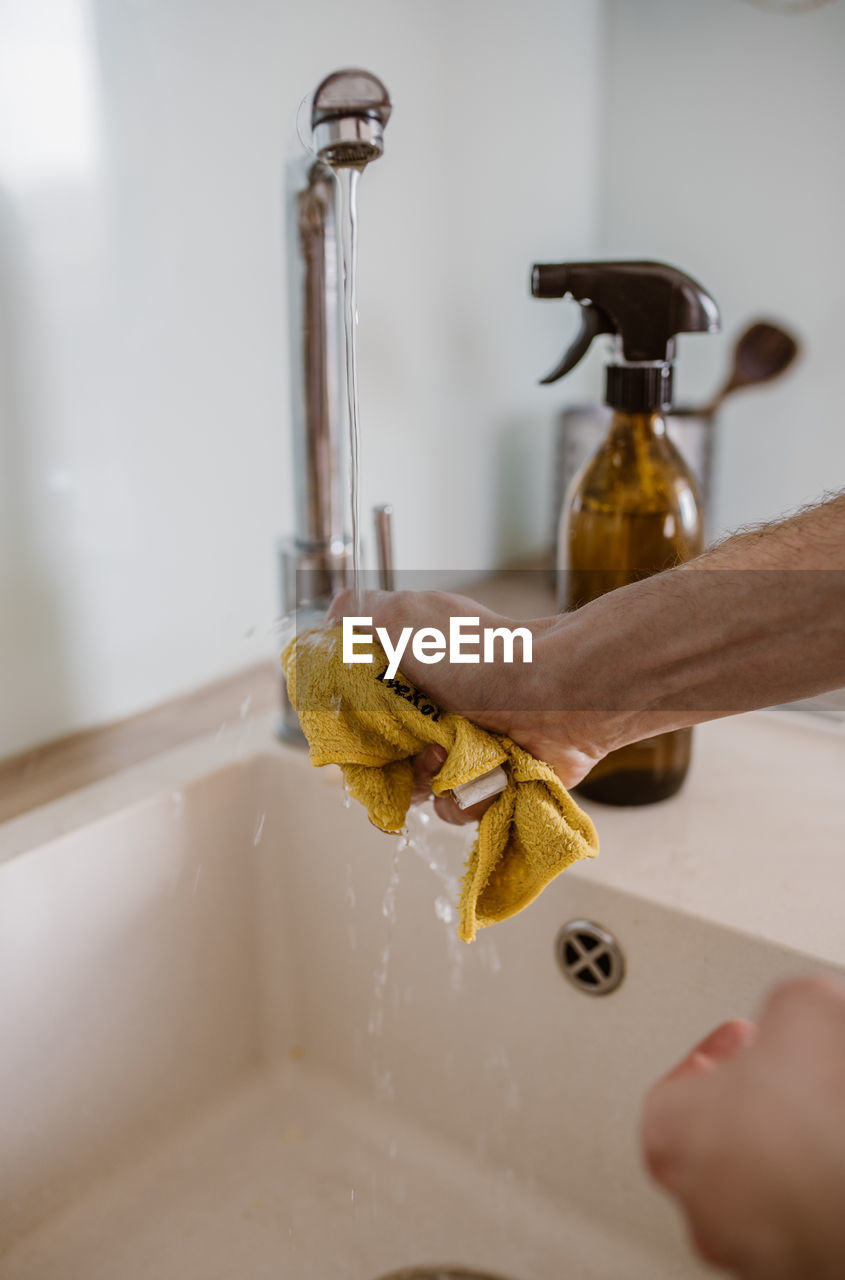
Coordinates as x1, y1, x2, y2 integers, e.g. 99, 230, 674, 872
1, 0, 843, 760
599, 0, 845, 537
0, 0, 603, 758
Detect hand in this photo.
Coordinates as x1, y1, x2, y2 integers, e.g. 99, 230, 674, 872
642, 976, 845, 1279
328, 588, 614, 821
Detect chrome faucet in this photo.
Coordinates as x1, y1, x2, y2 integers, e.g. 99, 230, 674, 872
311, 68, 392, 168
278, 70, 393, 741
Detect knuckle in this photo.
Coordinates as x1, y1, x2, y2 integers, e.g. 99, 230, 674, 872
374, 590, 411, 628
329, 588, 354, 618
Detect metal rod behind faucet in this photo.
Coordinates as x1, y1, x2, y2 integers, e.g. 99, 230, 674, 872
373, 504, 395, 591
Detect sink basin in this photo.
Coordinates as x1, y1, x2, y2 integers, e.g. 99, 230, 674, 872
1, 708, 843, 1279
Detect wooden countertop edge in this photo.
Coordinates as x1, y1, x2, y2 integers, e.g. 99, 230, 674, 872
0, 661, 281, 827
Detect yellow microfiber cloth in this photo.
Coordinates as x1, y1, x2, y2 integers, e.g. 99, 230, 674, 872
282, 625, 599, 942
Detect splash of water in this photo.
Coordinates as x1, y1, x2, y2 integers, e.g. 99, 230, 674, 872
402, 803, 469, 992
366, 846, 402, 1104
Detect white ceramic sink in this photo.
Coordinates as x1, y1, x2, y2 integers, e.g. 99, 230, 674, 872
1, 708, 843, 1279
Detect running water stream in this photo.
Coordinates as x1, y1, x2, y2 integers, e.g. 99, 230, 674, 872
334, 164, 363, 611
327, 143, 522, 1236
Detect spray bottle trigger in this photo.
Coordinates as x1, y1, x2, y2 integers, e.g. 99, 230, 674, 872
538, 302, 614, 386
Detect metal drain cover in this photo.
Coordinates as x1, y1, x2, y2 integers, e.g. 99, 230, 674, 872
374, 1271, 516, 1279
555, 919, 625, 996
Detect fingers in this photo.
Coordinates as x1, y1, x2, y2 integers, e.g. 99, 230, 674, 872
411, 745, 447, 803
641, 1020, 756, 1190
641, 989, 845, 1277
331, 592, 499, 827
433, 792, 493, 826
661, 1019, 757, 1084
410, 744, 494, 825
328, 586, 539, 664
328, 589, 451, 689
329, 587, 557, 821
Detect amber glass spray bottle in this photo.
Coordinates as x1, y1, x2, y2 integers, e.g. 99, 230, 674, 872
531, 261, 721, 805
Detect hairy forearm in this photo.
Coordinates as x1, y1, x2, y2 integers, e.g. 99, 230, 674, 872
327, 496, 845, 790
544, 494, 845, 750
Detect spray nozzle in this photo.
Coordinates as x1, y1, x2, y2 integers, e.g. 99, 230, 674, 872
531, 260, 720, 412
531, 260, 720, 392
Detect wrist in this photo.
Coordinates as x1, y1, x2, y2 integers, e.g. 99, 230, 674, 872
533, 608, 648, 757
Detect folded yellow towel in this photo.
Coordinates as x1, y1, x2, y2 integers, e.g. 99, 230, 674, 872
282, 625, 599, 942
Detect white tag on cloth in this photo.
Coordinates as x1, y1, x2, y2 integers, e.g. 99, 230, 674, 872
451, 765, 508, 810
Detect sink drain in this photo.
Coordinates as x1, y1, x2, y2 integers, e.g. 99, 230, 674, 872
555, 919, 625, 996
374, 1270, 517, 1279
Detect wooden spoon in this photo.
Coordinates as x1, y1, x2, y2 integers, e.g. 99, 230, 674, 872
700, 320, 800, 417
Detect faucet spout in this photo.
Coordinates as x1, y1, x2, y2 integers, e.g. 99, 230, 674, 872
311, 68, 392, 169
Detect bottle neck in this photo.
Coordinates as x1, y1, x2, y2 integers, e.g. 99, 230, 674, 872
607, 410, 667, 443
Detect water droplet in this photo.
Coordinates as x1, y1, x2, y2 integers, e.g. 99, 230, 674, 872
253, 813, 265, 846
434, 896, 454, 924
